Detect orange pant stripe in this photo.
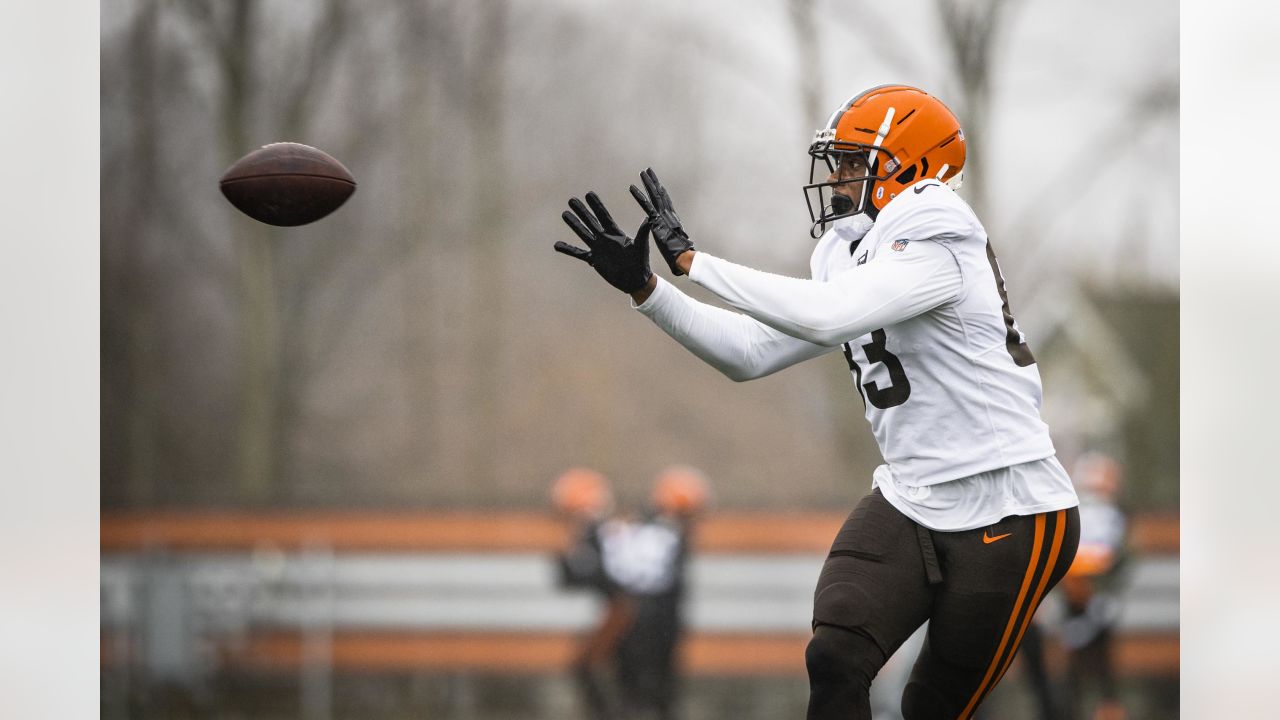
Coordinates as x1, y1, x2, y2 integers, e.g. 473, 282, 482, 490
955, 512, 1046, 720
991, 510, 1067, 690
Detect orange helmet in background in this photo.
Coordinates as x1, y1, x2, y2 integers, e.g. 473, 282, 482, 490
551, 467, 613, 517
651, 465, 710, 516
1073, 452, 1124, 500
805, 84, 967, 235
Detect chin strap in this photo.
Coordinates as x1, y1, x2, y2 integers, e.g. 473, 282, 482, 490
863, 176, 880, 220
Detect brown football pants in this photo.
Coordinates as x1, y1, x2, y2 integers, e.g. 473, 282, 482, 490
805, 488, 1080, 720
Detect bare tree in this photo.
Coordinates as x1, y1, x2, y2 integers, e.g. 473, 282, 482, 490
931, 0, 1023, 220
102, 0, 164, 505
463, 1, 512, 498
103, 0, 407, 503
789, 0, 825, 132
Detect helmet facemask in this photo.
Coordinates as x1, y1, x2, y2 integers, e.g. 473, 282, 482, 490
804, 137, 900, 239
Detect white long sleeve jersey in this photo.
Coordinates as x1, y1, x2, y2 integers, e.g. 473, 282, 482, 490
635, 180, 1077, 529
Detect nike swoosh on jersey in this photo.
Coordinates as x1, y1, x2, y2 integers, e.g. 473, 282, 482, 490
982, 531, 1012, 544
913, 183, 941, 195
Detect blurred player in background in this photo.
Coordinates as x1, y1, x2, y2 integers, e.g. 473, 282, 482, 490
611, 466, 708, 720
555, 84, 1080, 719
552, 468, 633, 720
1058, 453, 1130, 720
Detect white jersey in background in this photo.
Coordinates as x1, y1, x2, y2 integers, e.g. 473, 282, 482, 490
634, 180, 1076, 530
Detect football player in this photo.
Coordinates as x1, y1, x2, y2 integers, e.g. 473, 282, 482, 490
612, 466, 708, 720
555, 84, 1081, 719
1059, 453, 1130, 720
551, 468, 633, 720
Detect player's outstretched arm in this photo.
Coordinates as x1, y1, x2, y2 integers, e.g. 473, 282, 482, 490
688, 240, 963, 347
626, 166, 961, 347
634, 276, 832, 381
625, 166, 831, 378
626, 165, 961, 347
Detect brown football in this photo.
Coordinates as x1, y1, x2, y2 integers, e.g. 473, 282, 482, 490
219, 142, 356, 226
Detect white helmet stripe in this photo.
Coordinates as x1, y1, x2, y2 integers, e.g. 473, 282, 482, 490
865, 107, 895, 171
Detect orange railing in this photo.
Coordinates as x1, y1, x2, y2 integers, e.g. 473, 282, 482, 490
101, 510, 1179, 555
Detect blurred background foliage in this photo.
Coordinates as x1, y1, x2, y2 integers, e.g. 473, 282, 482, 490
101, 0, 1178, 513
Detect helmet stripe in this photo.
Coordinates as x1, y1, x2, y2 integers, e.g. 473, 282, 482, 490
865, 106, 895, 171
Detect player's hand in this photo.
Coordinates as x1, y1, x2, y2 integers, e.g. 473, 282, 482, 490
630, 167, 695, 276
556, 192, 654, 294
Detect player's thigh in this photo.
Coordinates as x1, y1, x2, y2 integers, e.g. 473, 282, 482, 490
904, 508, 1079, 719
811, 489, 934, 657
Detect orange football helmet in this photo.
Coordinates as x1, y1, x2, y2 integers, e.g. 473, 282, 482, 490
805, 84, 967, 236
651, 465, 710, 516
1074, 452, 1123, 500
551, 467, 613, 518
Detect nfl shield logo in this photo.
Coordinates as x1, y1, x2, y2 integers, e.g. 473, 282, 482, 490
892, 239, 910, 252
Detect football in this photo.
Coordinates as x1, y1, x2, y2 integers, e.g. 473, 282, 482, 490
219, 142, 356, 226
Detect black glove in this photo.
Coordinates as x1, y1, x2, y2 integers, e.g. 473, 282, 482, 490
630, 167, 695, 276
556, 191, 653, 294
